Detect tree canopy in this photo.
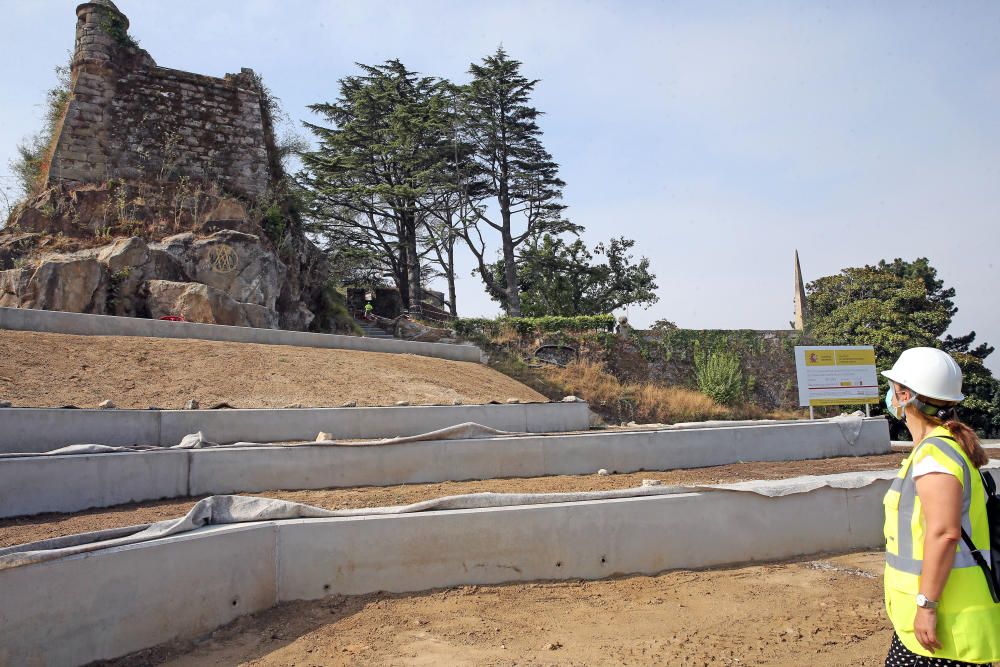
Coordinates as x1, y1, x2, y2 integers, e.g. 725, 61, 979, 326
298, 60, 453, 310
492, 234, 658, 317
458, 47, 577, 316
806, 257, 999, 436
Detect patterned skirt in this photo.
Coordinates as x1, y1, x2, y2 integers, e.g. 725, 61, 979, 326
886, 633, 988, 667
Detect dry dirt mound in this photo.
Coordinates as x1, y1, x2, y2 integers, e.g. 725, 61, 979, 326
103, 551, 892, 666
0, 330, 546, 409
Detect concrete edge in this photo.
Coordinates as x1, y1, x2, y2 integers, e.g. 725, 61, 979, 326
0, 401, 592, 453
0, 306, 482, 362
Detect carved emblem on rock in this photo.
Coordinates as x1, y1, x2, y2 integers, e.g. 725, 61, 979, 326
209, 244, 238, 274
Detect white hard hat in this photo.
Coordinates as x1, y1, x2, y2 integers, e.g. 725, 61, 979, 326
881, 347, 965, 403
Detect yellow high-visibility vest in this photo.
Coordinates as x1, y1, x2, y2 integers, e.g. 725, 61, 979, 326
883, 425, 1000, 663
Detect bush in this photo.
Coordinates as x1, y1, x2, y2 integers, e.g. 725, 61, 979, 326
693, 348, 744, 406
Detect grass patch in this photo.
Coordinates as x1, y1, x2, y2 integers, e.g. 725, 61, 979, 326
543, 360, 728, 424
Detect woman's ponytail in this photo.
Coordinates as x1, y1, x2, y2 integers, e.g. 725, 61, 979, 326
919, 400, 988, 468
943, 417, 988, 468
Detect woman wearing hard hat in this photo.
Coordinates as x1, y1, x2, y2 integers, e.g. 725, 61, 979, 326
881, 347, 999, 666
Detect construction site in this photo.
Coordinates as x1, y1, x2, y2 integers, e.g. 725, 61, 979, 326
3, 2, 999, 666
4, 306, 996, 667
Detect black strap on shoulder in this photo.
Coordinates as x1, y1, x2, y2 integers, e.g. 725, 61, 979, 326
961, 527, 999, 603
960, 468, 1000, 604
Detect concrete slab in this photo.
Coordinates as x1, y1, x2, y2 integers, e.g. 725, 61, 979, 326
0, 408, 160, 451
276, 485, 863, 600
0, 523, 276, 667
0, 402, 591, 453
0, 305, 482, 362
0, 451, 188, 518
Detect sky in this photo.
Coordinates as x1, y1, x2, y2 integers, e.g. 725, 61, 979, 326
1, 0, 998, 374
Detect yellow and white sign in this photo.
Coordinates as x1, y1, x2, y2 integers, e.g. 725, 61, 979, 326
794, 345, 879, 407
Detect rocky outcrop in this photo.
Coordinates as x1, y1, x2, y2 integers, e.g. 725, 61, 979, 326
0, 255, 107, 314
0, 230, 295, 328
151, 231, 283, 310
145, 280, 277, 328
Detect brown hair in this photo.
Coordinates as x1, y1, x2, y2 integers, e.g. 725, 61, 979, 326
919, 398, 989, 468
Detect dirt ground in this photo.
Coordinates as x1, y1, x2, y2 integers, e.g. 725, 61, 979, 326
1, 453, 904, 549
102, 551, 893, 667
0, 330, 546, 409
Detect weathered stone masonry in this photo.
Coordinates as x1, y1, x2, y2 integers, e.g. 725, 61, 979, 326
0, 0, 338, 333
48, 0, 272, 198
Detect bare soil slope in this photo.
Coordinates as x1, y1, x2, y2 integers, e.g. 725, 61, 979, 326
104, 551, 892, 666
0, 453, 904, 548
0, 330, 546, 409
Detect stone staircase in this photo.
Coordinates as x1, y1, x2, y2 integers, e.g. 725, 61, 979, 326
356, 319, 395, 340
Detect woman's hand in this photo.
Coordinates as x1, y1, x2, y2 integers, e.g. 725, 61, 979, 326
914, 607, 941, 652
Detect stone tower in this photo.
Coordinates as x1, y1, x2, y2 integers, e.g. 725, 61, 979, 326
45, 1, 271, 195
74, 0, 129, 73
793, 250, 807, 330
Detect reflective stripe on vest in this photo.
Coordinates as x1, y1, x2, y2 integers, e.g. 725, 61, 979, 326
889, 436, 983, 576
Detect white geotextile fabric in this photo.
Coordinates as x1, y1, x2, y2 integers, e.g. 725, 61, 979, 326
661, 413, 867, 446
0, 422, 520, 458
0, 469, 898, 571
0, 415, 869, 458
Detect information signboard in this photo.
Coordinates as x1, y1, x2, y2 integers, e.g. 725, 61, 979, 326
794, 345, 879, 408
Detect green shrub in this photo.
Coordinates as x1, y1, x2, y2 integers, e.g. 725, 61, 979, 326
693, 347, 744, 406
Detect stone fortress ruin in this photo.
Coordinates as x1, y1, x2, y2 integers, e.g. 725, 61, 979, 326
53, 1, 274, 196
0, 0, 329, 331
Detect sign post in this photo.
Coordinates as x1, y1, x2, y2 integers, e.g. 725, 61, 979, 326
794, 346, 880, 417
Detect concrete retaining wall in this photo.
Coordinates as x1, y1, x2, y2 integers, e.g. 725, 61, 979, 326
0, 306, 482, 362
0, 418, 889, 518
0, 402, 590, 453
0, 471, 901, 667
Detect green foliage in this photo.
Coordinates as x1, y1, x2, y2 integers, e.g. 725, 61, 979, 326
648, 328, 774, 362
261, 202, 286, 240
953, 354, 1000, 438
310, 282, 360, 335
693, 346, 745, 406
299, 60, 454, 308
453, 315, 615, 338
807, 257, 999, 436
807, 264, 950, 362
9, 63, 71, 198
492, 233, 658, 316
459, 47, 577, 315
98, 11, 139, 49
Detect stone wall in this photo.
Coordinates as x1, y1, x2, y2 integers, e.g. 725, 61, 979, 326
0, 1, 343, 333
47, 0, 271, 198
610, 327, 807, 410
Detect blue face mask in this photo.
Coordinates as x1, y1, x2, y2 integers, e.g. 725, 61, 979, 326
885, 386, 906, 420
885, 387, 898, 419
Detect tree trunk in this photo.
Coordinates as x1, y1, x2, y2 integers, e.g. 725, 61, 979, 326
396, 244, 410, 310
446, 234, 458, 317
499, 172, 521, 316
403, 213, 422, 314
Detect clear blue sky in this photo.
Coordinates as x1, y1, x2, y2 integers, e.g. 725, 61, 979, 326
2, 1, 998, 374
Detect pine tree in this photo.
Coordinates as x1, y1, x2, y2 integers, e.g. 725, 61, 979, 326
459, 47, 577, 316
299, 60, 451, 311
